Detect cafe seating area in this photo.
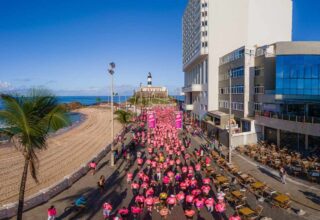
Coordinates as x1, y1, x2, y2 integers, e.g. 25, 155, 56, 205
205, 147, 293, 219
236, 142, 320, 183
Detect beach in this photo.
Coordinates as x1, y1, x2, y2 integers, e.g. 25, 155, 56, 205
0, 106, 121, 206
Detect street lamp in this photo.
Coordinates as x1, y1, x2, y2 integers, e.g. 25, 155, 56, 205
108, 62, 115, 166
228, 69, 232, 163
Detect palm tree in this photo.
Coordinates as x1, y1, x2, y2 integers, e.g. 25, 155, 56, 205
114, 109, 132, 130
0, 89, 70, 220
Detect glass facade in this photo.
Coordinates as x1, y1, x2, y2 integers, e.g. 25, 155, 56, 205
276, 55, 320, 96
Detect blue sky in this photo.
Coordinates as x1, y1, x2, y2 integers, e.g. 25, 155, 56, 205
0, 0, 319, 96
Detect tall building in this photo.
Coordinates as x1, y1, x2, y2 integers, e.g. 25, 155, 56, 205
207, 41, 320, 152
182, 0, 293, 120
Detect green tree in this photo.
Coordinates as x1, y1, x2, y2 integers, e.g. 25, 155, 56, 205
0, 89, 70, 220
114, 109, 132, 129
96, 97, 102, 103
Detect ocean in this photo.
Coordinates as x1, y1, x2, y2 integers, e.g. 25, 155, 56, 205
0, 95, 185, 110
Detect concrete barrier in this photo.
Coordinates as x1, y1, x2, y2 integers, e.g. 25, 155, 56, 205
4, 202, 18, 218
23, 192, 45, 210
0, 207, 7, 219
47, 179, 69, 199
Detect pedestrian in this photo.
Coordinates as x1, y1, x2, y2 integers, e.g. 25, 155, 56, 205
184, 207, 195, 220
131, 205, 142, 220
159, 206, 169, 220
229, 212, 241, 220
98, 175, 106, 192
215, 200, 226, 220
205, 197, 215, 213
89, 160, 97, 175
102, 202, 112, 219
47, 205, 56, 220
131, 181, 140, 196
118, 207, 129, 219
279, 167, 287, 184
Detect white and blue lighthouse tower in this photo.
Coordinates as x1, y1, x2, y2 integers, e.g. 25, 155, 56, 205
147, 72, 152, 87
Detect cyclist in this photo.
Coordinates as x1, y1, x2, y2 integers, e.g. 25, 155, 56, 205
75, 196, 87, 210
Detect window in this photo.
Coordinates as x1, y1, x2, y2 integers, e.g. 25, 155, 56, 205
255, 86, 265, 94
202, 42, 208, 47
202, 21, 207, 26
228, 67, 244, 78
254, 67, 264, 76
276, 55, 320, 96
254, 103, 262, 111
202, 3, 208, 8
219, 101, 243, 111
202, 31, 207, 37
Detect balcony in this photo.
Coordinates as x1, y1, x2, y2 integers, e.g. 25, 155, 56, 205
182, 84, 205, 93
255, 111, 320, 137
183, 103, 194, 111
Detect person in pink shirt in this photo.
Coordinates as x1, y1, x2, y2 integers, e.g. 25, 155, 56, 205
131, 205, 142, 219
137, 158, 143, 170
201, 185, 211, 196
145, 187, 154, 197
131, 181, 140, 196
202, 177, 211, 185
205, 197, 215, 213
47, 205, 56, 220
135, 194, 145, 208
194, 196, 205, 212
89, 161, 97, 175
117, 207, 129, 219
145, 197, 154, 213
195, 163, 201, 172
229, 213, 241, 220
185, 194, 194, 207
215, 200, 226, 220
166, 195, 177, 210
103, 202, 112, 219
127, 173, 133, 184
176, 191, 185, 205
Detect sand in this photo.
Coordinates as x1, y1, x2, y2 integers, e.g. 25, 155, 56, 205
0, 106, 121, 206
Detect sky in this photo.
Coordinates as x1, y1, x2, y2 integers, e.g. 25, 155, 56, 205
0, 0, 320, 96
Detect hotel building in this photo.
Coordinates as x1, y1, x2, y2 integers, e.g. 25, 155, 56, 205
182, 0, 293, 119
206, 42, 320, 152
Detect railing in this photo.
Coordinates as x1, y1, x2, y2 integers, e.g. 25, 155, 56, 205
255, 111, 320, 124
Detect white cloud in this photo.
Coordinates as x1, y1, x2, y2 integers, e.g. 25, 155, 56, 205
0, 81, 12, 90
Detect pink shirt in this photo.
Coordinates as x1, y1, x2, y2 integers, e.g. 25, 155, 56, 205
229, 216, 241, 220
205, 198, 215, 206
48, 208, 56, 216
89, 162, 96, 168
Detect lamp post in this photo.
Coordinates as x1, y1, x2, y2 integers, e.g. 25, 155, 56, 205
228, 70, 232, 163
108, 62, 115, 166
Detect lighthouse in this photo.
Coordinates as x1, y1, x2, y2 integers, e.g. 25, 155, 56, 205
147, 72, 152, 87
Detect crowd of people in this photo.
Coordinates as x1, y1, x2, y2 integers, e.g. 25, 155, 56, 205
100, 107, 241, 220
